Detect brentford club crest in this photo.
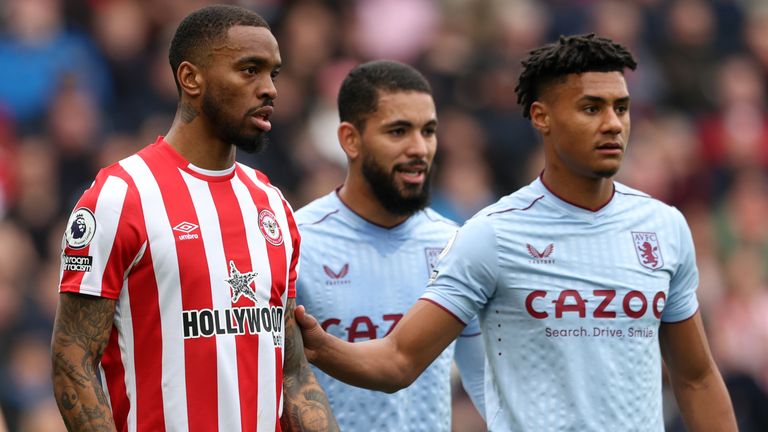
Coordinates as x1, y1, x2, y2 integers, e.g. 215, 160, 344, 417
258, 209, 283, 246
631, 231, 664, 270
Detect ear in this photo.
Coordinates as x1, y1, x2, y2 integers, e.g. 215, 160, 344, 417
530, 101, 551, 135
338, 122, 361, 160
177, 61, 204, 98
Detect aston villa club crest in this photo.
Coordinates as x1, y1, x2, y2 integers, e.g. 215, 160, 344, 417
424, 248, 443, 272
258, 209, 283, 246
631, 232, 664, 270
65, 208, 97, 249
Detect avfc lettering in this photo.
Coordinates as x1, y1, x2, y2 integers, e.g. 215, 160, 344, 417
183, 306, 283, 340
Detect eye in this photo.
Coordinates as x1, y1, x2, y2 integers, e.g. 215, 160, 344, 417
583, 105, 599, 114
244, 66, 258, 75
271, 69, 280, 80
389, 128, 406, 137
615, 105, 629, 115
422, 127, 436, 137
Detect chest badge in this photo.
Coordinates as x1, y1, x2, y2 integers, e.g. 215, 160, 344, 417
259, 209, 284, 246
631, 232, 664, 270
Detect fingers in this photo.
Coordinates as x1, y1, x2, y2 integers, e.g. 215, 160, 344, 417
294, 304, 318, 330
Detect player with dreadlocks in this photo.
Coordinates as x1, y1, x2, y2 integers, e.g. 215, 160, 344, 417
295, 34, 737, 431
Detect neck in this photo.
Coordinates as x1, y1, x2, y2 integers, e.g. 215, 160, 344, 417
337, 174, 410, 228
164, 109, 236, 170
541, 167, 614, 211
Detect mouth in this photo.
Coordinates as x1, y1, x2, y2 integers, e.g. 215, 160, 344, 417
249, 105, 274, 132
595, 142, 623, 155
394, 162, 429, 185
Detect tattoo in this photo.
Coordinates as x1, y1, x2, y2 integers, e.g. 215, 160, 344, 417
52, 293, 117, 431
61, 385, 79, 410
281, 300, 339, 432
180, 102, 198, 123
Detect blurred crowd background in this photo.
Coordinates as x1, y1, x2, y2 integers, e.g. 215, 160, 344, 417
1, 0, 767, 430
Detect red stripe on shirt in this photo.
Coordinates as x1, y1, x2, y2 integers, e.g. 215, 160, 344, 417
102, 326, 128, 431
209, 179, 260, 432
243, 170, 291, 427
126, 243, 166, 430
141, 148, 219, 431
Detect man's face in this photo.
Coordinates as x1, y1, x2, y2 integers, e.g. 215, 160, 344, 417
201, 25, 281, 154
540, 71, 631, 179
357, 91, 438, 216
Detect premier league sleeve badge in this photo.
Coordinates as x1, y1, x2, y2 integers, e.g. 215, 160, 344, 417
65, 207, 97, 250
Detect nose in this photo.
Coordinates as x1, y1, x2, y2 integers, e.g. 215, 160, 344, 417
601, 108, 624, 135
405, 132, 432, 159
259, 76, 277, 101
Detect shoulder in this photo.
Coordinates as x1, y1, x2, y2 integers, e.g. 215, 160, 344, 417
235, 164, 294, 206
86, 160, 139, 206
235, 164, 278, 190
421, 208, 459, 230
401, 208, 460, 243
614, 181, 684, 218
294, 193, 341, 227
473, 185, 545, 221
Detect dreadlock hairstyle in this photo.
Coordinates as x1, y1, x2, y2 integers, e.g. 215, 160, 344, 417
515, 33, 637, 119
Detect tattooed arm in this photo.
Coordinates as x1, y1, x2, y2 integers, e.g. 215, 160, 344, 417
51, 292, 117, 432
281, 299, 339, 432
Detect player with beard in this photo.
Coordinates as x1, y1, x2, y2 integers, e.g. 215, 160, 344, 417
296, 35, 737, 431
51, 5, 338, 432
294, 60, 485, 431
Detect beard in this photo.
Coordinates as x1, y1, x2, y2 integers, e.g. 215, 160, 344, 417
594, 167, 619, 178
361, 154, 432, 216
201, 89, 269, 154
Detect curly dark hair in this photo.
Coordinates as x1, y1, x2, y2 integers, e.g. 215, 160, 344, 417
168, 5, 270, 94
338, 60, 432, 132
515, 33, 637, 119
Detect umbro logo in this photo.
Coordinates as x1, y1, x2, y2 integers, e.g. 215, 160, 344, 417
323, 264, 350, 285
173, 221, 200, 241
527, 243, 555, 264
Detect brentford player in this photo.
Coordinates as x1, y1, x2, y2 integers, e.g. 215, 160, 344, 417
296, 35, 737, 431
295, 60, 485, 431
51, 5, 338, 432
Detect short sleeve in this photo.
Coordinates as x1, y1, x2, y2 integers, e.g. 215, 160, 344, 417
421, 216, 499, 324
661, 209, 699, 322
59, 173, 144, 299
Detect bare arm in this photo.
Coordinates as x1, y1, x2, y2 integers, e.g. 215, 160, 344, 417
659, 311, 737, 432
0, 404, 7, 432
297, 299, 466, 392
51, 292, 117, 432
280, 299, 339, 432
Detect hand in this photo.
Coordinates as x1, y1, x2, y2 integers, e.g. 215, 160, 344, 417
294, 305, 326, 363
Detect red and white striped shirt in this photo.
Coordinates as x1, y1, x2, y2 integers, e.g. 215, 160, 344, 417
58, 137, 300, 432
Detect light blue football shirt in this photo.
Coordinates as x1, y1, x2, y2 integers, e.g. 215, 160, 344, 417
296, 191, 485, 432
422, 177, 699, 432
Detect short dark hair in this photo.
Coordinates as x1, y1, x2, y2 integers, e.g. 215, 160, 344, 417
338, 60, 432, 131
515, 33, 637, 119
168, 5, 270, 94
